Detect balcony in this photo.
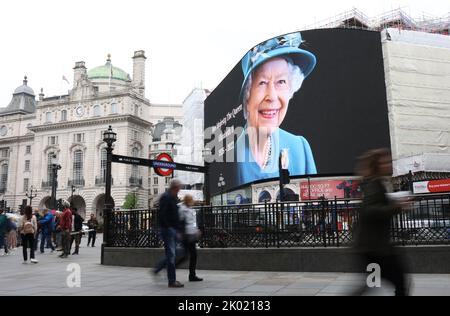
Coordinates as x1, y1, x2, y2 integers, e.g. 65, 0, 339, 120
95, 176, 114, 186
129, 176, 142, 186
68, 178, 85, 187
41, 181, 52, 188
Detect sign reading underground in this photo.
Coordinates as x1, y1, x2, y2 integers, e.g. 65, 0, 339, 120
154, 153, 175, 177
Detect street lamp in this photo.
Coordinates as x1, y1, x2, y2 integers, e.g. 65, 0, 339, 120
26, 185, 37, 206
218, 173, 226, 206
102, 125, 117, 264
50, 154, 61, 210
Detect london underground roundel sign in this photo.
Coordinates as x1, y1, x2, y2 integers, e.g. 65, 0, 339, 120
154, 153, 174, 177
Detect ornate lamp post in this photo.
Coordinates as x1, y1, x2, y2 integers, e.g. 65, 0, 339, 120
26, 185, 37, 206
70, 185, 76, 208
101, 125, 116, 264
50, 154, 61, 210
218, 174, 226, 206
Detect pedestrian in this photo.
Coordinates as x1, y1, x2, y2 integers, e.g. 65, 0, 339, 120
352, 148, 410, 296
87, 214, 98, 247
0, 209, 7, 256
19, 206, 38, 264
33, 209, 42, 252
59, 202, 72, 258
6, 215, 18, 252
54, 211, 63, 251
153, 179, 185, 288
70, 208, 83, 255
38, 209, 55, 253
177, 195, 203, 282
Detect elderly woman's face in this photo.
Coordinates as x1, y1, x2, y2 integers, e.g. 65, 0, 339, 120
247, 57, 292, 131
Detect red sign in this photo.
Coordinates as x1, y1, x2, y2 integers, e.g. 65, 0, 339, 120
154, 153, 174, 177
300, 179, 362, 200
413, 179, 450, 194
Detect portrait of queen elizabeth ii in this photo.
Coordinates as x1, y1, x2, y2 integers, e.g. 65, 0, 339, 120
235, 31, 317, 186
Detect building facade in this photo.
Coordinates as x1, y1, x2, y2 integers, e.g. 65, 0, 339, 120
0, 51, 181, 220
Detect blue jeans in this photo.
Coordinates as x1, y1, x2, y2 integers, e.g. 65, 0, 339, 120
40, 232, 54, 253
154, 228, 178, 284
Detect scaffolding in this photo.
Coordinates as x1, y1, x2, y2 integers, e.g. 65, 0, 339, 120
303, 8, 450, 36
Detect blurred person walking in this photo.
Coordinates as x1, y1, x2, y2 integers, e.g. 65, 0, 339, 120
352, 148, 410, 296
177, 195, 203, 282
19, 206, 38, 263
153, 179, 185, 288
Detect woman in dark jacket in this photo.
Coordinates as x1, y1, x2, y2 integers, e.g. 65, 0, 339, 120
353, 148, 409, 296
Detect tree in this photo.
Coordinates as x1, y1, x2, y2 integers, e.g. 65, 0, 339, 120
122, 192, 137, 209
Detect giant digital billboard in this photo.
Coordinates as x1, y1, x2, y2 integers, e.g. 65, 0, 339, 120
205, 29, 391, 195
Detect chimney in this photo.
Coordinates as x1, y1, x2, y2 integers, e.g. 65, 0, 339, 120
132, 50, 146, 95
73, 61, 87, 85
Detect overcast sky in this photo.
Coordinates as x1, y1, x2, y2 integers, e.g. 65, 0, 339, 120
0, 0, 448, 106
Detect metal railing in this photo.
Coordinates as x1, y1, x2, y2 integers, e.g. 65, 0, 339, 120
106, 194, 450, 248
129, 177, 142, 186
41, 181, 52, 188
95, 176, 114, 186
68, 178, 85, 187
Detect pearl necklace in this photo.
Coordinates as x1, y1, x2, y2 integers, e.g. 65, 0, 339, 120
261, 135, 272, 170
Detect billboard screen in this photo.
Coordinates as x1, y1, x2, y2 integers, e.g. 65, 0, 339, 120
205, 29, 391, 195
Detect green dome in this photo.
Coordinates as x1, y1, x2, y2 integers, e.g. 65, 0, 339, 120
87, 59, 130, 82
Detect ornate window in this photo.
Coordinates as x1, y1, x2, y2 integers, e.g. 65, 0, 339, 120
61, 110, 67, 121
111, 103, 117, 114
47, 153, 55, 182
100, 148, 107, 179
93, 105, 101, 117
0, 164, 8, 192
73, 150, 84, 184
45, 112, 52, 123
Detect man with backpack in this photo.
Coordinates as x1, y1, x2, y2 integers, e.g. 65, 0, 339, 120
58, 202, 72, 259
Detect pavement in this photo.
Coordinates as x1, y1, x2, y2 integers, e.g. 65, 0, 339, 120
1, 234, 449, 296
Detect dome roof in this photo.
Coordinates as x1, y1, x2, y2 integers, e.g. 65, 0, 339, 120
14, 76, 35, 96
87, 55, 130, 82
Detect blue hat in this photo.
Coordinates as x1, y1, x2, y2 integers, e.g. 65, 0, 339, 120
240, 32, 316, 104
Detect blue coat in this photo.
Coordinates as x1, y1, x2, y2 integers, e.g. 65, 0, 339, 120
39, 213, 54, 235
236, 127, 317, 186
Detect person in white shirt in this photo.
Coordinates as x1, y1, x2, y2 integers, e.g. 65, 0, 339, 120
177, 195, 203, 282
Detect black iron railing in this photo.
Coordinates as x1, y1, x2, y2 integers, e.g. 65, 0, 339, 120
129, 177, 142, 186
68, 178, 85, 187
106, 194, 450, 248
95, 176, 114, 186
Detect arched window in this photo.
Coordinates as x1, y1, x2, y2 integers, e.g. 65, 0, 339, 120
93, 105, 101, 117
73, 150, 84, 185
258, 190, 272, 203
61, 110, 67, 121
0, 163, 8, 192
100, 148, 107, 180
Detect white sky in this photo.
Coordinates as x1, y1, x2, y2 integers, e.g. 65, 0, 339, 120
0, 0, 448, 106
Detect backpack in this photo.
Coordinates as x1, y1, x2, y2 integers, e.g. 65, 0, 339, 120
23, 217, 35, 234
